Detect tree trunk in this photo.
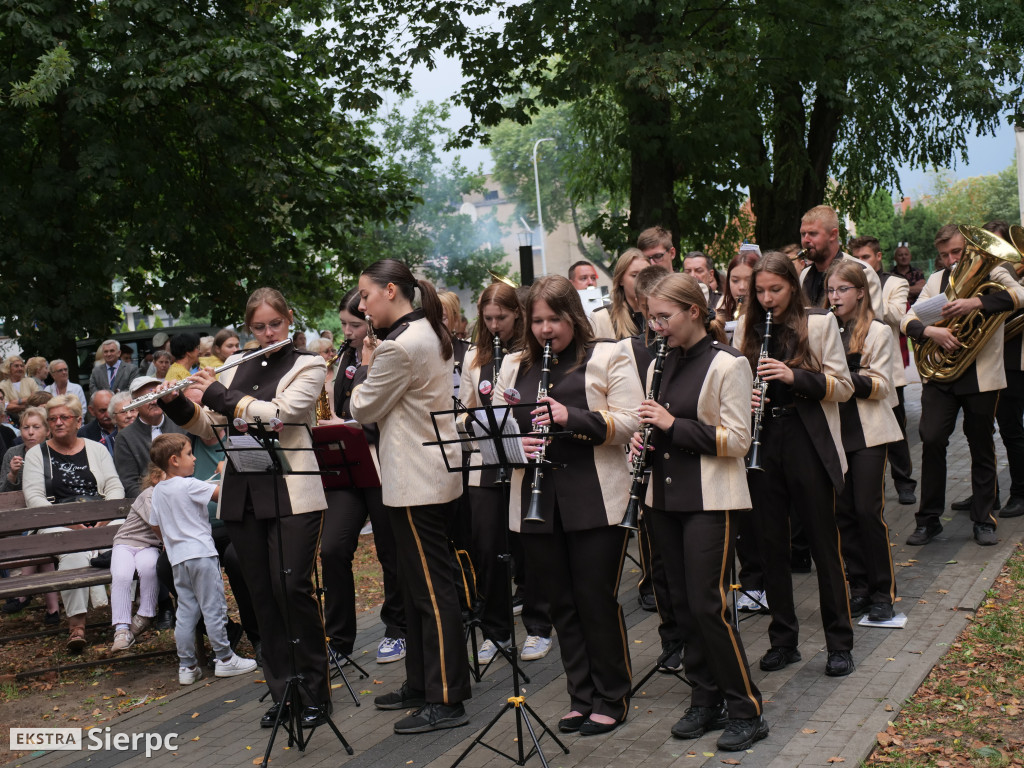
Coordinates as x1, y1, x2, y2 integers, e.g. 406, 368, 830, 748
624, 92, 677, 261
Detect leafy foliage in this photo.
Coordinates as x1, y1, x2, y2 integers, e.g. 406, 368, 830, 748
0, 0, 415, 371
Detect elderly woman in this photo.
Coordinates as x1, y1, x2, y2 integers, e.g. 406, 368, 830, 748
22, 394, 126, 652
44, 359, 87, 412
0, 355, 41, 425
26, 357, 50, 388
152, 350, 173, 381
0, 406, 61, 623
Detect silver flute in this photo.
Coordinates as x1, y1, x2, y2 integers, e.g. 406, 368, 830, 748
122, 339, 292, 411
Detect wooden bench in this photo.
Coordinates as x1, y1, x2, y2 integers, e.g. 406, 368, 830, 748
0, 496, 133, 601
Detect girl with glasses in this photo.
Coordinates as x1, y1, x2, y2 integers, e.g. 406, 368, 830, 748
735, 252, 856, 678
825, 260, 902, 623
629, 273, 767, 751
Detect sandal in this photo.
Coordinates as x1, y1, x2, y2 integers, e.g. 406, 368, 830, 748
67, 627, 87, 654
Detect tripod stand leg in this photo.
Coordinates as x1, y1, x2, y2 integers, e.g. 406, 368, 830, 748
297, 679, 354, 755
521, 700, 569, 754
328, 646, 361, 706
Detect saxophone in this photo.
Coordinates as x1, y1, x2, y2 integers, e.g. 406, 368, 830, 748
620, 335, 668, 530
315, 342, 348, 421
523, 339, 553, 523
747, 310, 773, 472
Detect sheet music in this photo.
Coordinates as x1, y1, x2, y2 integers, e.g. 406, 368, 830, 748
226, 435, 274, 473
911, 294, 948, 327
468, 408, 529, 465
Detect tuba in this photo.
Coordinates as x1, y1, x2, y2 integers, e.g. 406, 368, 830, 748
915, 225, 1022, 382
1004, 225, 1024, 341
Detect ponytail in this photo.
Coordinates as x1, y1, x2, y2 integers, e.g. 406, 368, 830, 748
417, 278, 454, 361
361, 259, 453, 361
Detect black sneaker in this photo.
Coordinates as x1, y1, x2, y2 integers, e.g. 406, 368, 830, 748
1000, 497, 1024, 518
638, 593, 658, 612
849, 595, 871, 618
867, 603, 895, 622
658, 645, 683, 673
950, 495, 974, 511
374, 681, 427, 711
898, 489, 917, 505
393, 702, 469, 734
670, 702, 728, 739
512, 590, 525, 616
716, 716, 769, 751
973, 522, 998, 546
759, 646, 800, 671
906, 521, 942, 546
825, 650, 855, 677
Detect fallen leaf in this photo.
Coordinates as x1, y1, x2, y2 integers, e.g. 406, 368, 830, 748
828, 758, 845, 764
721, 760, 741, 765
224, 700, 236, 703
802, 728, 817, 734
191, 737, 200, 742
252, 759, 264, 765
937, 589, 949, 594
116, 688, 127, 696
191, 712, 199, 718
703, 752, 715, 757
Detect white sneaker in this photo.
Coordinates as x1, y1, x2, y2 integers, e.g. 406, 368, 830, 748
376, 636, 406, 664
474, 638, 510, 664
520, 635, 552, 661
178, 665, 204, 685
739, 590, 768, 613
111, 628, 135, 652
215, 653, 258, 678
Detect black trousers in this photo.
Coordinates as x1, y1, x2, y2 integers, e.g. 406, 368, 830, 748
735, 510, 764, 591
524, 507, 631, 721
321, 486, 404, 654
837, 446, 896, 606
996, 374, 1024, 500
156, 526, 259, 643
389, 502, 472, 705
918, 385, 999, 526
647, 507, 762, 719
637, 510, 682, 647
225, 510, 328, 706
748, 413, 853, 651
889, 386, 916, 493
508, 530, 551, 636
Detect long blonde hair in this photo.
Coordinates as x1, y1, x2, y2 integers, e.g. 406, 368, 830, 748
608, 249, 648, 339
825, 260, 874, 354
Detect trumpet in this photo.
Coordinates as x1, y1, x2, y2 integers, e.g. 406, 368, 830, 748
621, 335, 667, 530
523, 339, 553, 524
747, 310, 773, 472
122, 339, 293, 411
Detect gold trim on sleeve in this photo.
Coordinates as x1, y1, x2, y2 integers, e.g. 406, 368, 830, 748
233, 395, 256, 421
825, 375, 835, 400
870, 378, 880, 399
716, 426, 729, 457
598, 410, 614, 445
183, 402, 203, 431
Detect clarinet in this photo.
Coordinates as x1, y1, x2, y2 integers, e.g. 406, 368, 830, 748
492, 333, 503, 380
523, 339, 553, 523
747, 310, 773, 472
620, 335, 668, 530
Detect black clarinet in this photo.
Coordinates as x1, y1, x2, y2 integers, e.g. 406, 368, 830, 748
747, 310, 773, 471
620, 335, 668, 530
523, 340, 553, 523
492, 333, 503, 380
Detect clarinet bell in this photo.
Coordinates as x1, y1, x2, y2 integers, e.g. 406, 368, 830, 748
747, 441, 764, 472
619, 496, 640, 530
523, 488, 545, 523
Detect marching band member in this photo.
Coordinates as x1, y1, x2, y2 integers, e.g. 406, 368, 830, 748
459, 282, 553, 664
589, 248, 648, 339
630, 273, 767, 752
901, 225, 1024, 547
737, 252, 856, 677
494, 275, 642, 736
351, 259, 472, 734
322, 287, 407, 666
824, 261, 902, 622
157, 287, 331, 728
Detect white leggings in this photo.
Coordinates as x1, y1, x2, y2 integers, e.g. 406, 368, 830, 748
110, 544, 160, 626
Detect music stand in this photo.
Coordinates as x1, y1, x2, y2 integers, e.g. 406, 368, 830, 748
220, 419, 354, 766
425, 399, 569, 768
310, 422, 380, 704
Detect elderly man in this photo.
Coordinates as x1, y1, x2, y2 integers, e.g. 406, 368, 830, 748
78, 389, 118, 458
89, 339, 139, 394
44, 359, 87, 412
108, 390, 138, 432
114, 377, 186, 497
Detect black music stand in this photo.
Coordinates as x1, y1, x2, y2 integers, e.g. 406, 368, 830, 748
425, 399, 569, 768
310, 423, 380, 705
220, 419, 354, 766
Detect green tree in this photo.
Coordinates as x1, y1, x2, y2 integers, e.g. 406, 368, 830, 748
854, 189, 898, 256
892, 204, 943, 274
0, 0, 414, 374
927, 162, 1020, 228
346, 0, 1023, 255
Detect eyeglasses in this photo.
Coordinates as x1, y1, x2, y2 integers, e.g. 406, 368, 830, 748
826, 286, 855, 296
52, 368, 68, 374
648, 310, 684, 330
646, 251, 669, 263
249, 318, 288, 334
47, 414, 76, 423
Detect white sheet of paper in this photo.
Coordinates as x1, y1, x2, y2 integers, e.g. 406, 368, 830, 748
911, 294, 948, 327
226, 435, 274, 473
468, 407, 529, 465
858, 612, 908, 629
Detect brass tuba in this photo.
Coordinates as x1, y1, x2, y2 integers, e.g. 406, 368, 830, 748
915, 225, 1022, 382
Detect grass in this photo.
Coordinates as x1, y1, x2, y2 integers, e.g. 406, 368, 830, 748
864, 543, 1024, 768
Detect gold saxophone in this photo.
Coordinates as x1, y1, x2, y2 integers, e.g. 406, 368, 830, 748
915, 225, 1022, 382
315, 343, 348, 421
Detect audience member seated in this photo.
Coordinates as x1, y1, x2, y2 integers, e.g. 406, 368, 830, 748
79, 390, 118, 458
44, 359, 87, 412
25, 357, 50, 388
165, 333, 200, 382
89, 339, 139, 395
1, 355, 40, 426
114, 378, 187, 497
